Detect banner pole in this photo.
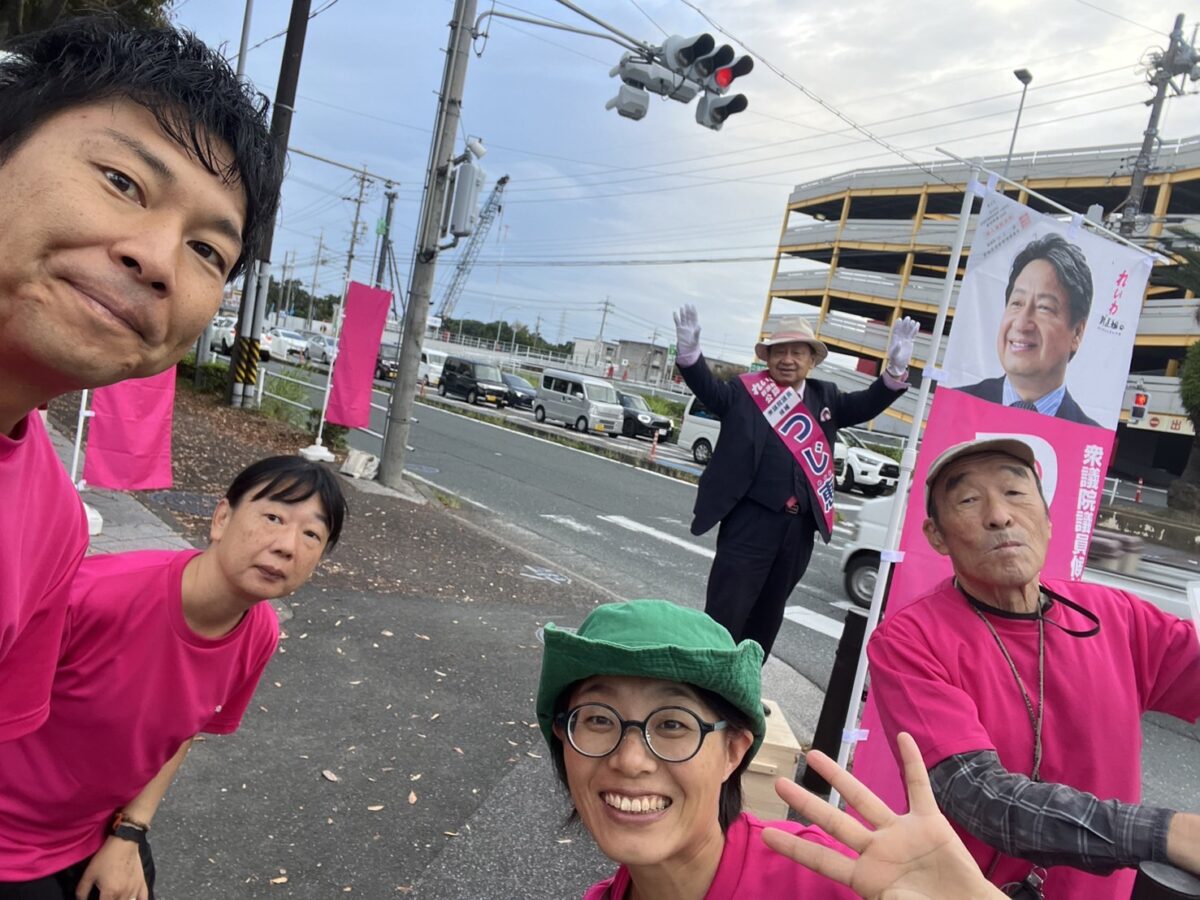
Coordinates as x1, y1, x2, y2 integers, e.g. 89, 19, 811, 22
69, 389, 91, 488
829, 165, 981, 805
300, 276, 351, 462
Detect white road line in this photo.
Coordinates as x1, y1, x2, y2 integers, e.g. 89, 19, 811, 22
782, 606, 845, 639
539, 514, 601, 534
598, 515, 715, 559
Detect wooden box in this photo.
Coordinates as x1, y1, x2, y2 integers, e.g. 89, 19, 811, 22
742, 698, 803, 822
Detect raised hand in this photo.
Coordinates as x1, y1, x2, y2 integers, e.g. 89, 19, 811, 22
673, 304, 702, 366
761, 733, 1004, 900
886, 317, 920, 377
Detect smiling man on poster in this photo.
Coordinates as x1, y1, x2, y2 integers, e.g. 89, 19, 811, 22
957, 233, 1098, 426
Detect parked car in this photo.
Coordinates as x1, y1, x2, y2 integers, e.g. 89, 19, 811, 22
534, 369, 624, 435
617, 391, 673, 441
267, 327, 308, 363
839, 496, 1190, 617
502, 372, 536, 409
678, 394, 721, 464
834, 430, 899, 496
439, 356, 508, 406
422, 349, 447, 386
306, 332, 336, 364
210, 316, 236, 354
376, 343, 400, 381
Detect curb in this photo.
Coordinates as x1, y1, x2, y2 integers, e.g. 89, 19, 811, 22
414, 395, 701, 485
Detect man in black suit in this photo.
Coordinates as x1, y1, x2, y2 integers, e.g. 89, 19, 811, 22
957, 233, 1098, 426
673, 306, 915, 660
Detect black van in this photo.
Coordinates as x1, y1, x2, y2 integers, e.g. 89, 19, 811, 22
438, 356, 509, 407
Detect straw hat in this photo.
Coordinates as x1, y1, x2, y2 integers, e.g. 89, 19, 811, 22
754, 316, 828, 365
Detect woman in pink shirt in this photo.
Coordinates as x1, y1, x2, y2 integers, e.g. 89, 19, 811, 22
0, 456, 347, 900
535, 600, 1005, 900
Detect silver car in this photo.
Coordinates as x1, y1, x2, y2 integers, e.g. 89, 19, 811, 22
305, 333, 336, 363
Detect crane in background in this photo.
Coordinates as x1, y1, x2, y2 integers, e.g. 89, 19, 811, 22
435, 175, 510, 321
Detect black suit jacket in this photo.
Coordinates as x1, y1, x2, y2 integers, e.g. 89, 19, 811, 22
956, 376, 1099, 427
681, 356, 906, 541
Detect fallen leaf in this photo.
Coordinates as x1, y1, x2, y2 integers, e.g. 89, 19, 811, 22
410, 773, 422, 781
408, 791, 417, 805
270, 876, 288, 884
367, 804, 384, 812
381, 630, 394, 637
414, 633, 430, 641
322, 770, 340, 783
444, 831, 458, 837
429, 713, 440, 721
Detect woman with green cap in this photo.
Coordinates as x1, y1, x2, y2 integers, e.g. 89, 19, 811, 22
537, 599, 1007, 900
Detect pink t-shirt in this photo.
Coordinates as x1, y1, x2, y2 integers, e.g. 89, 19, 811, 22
0, 411, 88, 742
868, 576, 1200, 900
582, 812, 857, 899
0, 549, 279, 880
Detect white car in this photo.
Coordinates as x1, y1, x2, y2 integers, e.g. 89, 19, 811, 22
266, 328, 308, 363
834, 431, 899, 496
209, 316, 236, 354
306, 333, 336, 364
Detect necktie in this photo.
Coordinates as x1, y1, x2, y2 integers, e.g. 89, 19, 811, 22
1010, 400, 1038, 410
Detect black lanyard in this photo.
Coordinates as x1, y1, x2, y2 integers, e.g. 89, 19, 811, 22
955, 581, 1101, 781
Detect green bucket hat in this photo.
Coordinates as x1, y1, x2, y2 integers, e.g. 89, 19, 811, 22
536, 600, 766, 761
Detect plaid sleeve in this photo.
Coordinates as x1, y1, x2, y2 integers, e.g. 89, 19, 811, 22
929, 750, 1175, 874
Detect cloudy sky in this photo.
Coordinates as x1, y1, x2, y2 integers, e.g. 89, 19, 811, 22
172, 0, 1189, 365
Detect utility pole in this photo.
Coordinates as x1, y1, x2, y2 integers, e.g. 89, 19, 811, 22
592, 296, 612, 368
344, 168, 370, 284
306, 229, 325, 331
373, 188, 398, 288
1121, 14, 1196, 236
282, 251, 297, 320
379, 0, 478, 488
229, 0, 313, 406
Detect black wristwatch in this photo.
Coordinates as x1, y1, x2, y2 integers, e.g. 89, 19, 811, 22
111, 812, 149, 848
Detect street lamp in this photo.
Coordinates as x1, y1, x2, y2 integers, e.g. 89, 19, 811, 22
1002, 68, 1033, 181
494, 305, 518, 356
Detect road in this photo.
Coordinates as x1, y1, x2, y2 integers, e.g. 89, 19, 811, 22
258, 360, 1198, 812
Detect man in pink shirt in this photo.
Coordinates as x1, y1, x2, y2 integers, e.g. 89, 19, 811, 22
0, 17, 281, 742
0, 456, 347, 900
868, 437, 1200, 898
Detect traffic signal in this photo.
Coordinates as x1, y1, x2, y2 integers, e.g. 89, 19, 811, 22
605, 82, 650, 120
696, 92, 748, 131
660, 33, 715, 77
704, 54, 754, 94
609, 52, 699, 104
1131, 391, 1150, 422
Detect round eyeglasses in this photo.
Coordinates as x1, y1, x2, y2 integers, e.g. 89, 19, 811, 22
556, 702, 727, 763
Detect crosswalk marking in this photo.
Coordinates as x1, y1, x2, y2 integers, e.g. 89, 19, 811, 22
782, 606, 845, 639
597, 515, 715, 559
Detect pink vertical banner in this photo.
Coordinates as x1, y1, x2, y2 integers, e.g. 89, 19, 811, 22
82, 369, 175, 490
326, 281, 391, 429
852, 190, 1152, 811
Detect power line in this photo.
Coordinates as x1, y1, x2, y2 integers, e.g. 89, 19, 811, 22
1068, 0, 1165, 35
228, 0, 343, 65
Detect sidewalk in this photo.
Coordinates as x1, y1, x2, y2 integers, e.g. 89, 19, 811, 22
42, 405, 829, 899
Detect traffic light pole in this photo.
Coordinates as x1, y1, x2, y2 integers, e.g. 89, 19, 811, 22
378, 0, 478, 489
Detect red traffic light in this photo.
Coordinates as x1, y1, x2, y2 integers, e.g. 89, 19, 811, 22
714, 67, 734, 89
1134, 392, 1149, 406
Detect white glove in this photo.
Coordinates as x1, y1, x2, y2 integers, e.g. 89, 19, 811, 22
886, 316, 919, 377
673, 304, 702, 367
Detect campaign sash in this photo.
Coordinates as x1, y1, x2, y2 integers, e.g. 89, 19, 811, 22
738, 371, 835, 535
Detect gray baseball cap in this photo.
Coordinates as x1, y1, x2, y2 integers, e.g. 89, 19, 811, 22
925, 438, 1039, 515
